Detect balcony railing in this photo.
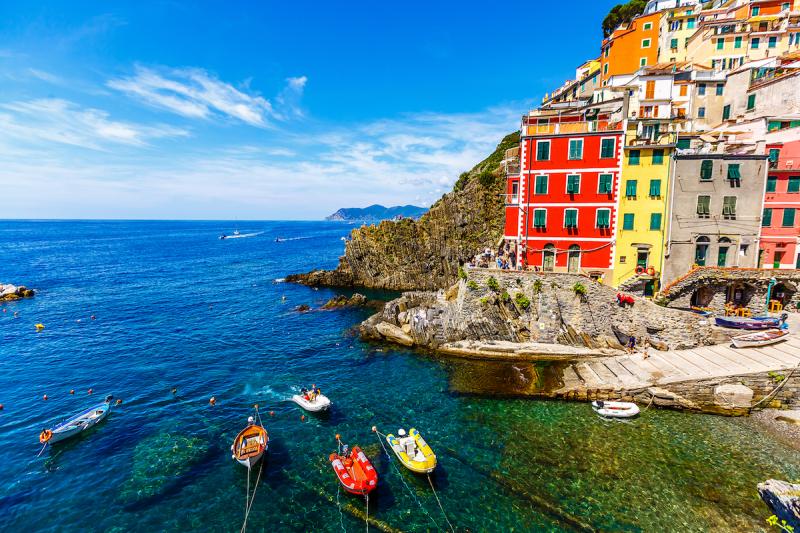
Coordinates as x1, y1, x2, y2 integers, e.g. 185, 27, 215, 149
624, 132, 678, 147
750, 67, 800, 89
521, 120, 620, 136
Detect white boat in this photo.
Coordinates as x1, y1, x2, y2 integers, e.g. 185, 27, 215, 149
591, 400, 640, 419
40, 396, 113, 444
231, 417, 269, 468
732, 329, 789, 349
291, 390, 331, 412
220, 230, 262, 240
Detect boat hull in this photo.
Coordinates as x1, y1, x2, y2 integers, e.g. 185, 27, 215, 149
592, 401, 640, 418
715, 317, 781, 330
330, 446, 377, 495
47, 402, 112, 443
732, 329, 789, 349
231, 424, 269, 469
386, 428, 436, 474
291, 394, 331, 412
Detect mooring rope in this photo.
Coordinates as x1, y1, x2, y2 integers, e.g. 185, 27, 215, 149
427, 474, 455, 533
365, 493, 370, 533
36, 442, 48, 458
240, 405, 265, 533
750, 362, 800, 411
336, 484, 347, 533
372, 428, 442, 531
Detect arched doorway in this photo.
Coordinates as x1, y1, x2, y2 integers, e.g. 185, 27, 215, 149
542, 244, 555, 272
567, 245, 581, 273
717, 237, 731, 267
695, 236, 710, 266
690, 286, 714, 307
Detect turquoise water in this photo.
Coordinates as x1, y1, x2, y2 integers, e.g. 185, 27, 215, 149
1, 220, 798, 532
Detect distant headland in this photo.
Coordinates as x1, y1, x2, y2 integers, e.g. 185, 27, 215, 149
325, 204, 427, 222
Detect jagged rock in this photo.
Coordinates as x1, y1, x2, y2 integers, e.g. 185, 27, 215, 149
758, 479, 800, 529
321, 293, 367, 309
374, 322, 414, 346
295, 304, 311, 312
0, 284, 35, 302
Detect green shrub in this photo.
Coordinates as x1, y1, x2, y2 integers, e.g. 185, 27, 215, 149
458, 267, 468, 280
573, 282, 587, 298
478, 170, 496, 188
487, 276, 500, 292
453, 172, 470, 192
467, 280, 479, 290
500, 290, 510, 302
479, 297, 489, 306
532, 279, 542, 294
514, 292, 531, 310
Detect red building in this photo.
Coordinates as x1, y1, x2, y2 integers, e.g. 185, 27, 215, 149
760, 139, 800, 269
505, 110, 624, 280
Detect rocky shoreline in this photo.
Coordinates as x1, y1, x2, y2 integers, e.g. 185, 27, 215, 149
0, 283, 34, 302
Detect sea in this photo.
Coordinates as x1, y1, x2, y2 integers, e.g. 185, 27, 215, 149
1, 220, 798, 532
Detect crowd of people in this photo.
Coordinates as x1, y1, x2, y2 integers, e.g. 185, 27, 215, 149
467, 244, 517, 270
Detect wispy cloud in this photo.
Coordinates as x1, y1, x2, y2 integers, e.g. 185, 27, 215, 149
27, 68, 63, 84
107, 66, 307, 127
0, 98, 189, 150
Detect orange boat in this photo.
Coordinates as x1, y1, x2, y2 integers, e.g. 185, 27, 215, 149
231, 417, 269, 469
329, 445, 378, 496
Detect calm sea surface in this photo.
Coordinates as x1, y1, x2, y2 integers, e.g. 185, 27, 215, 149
1, 220, 798, 532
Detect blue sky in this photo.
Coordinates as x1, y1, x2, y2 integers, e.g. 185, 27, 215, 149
0, 1, 616, 219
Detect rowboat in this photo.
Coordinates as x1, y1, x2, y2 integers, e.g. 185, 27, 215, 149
591, 400, 640, 419
732, 329, 789, 349
715, 316, 782, 330
386, 428, 437, 474
291, 391, 331, 412
330, 445, 378, 496
231, 417, 269, 468
39, 396, 113, 444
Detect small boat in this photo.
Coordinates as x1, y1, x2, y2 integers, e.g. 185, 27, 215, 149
386, 428, 436, 474
291, 388, 331, 412
231, 417, 269, 468
714, 316, 781, 330
592, 400, 640, 419
732, 329, 789, 349
40, 396, 113, 444
329, 445, 378, 496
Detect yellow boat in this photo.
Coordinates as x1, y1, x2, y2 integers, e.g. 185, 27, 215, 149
385, 428, 436, 474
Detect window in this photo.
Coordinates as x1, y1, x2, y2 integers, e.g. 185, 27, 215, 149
640, 57, 647, 67
698, 83, 706, 96
783, 2, 791, 11
752, 38, 760, 49
600, 138, 615, 158
536, 140, 550, 161
603, 63, 609, 75
629, 150, 640, 165
671, 38, 678, 49
716, 83, 724, 96
763, 208, 773, 227
751, 6, 760, 16
697, 195, 711, 217
700, 160, 713, 180
568, 139, 583, 160
596, 209, 610, 228
566, 174, 581, 194
735, 36, 742, 49
625, 180, 637, 198
789, 176, 800, 193
767, 176, 778, 192
652, 149, 664, 165
534, 175, 548, 195
687, 18, 695, 29
722, 196, 737, 219
769, 149, 781, 167
695, 236, 709, 266
716, 38, 724, 50
722, 104, 731, 120
727, 164, 741, 181
564, 209, 578, 228
769, 36, 778, 49
698, 107, 706, 118
679, 85, 688, 97
643, 22, 652, 31
622, 213, 635, 230
783, 208, 796, 227
598, 173, 613, 194
645, 80, 655, 99
650, 213, 662, 230
642, 38, 651, 48
649, 179, 662, 197
677, 138, 690, 150
511, 182, 519, 203
533, 208, 547, 228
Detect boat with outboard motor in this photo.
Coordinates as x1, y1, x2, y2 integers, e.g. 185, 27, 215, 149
39, 395, 114, 444
291, 386, 330, 412
330, 437, 378, 496
385, 428, 436, 474
231, 414, 269, 468
715, 314, 785, 330
591, 400, 640, 419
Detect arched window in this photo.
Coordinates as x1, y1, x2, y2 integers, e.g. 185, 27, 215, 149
718, 237, 731, 267
695, 236, 710, 266
543, 244, 556, 272
567, 245, 581, 273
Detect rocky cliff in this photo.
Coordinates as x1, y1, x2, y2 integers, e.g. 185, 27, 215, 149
288, 132, 520, 291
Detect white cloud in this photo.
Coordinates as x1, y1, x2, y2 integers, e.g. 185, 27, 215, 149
27, 68, 63, 84
107, 66, 307, 127
0, 98, 189, 150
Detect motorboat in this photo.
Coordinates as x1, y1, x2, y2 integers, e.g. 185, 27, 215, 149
39, 396, 113, 444
732, 329, 789, 349
591, 400, 640, 419
330, 444, 377, 496
715, 316, 782, 330
231, 417, 269, 468
385, 428, 436, 474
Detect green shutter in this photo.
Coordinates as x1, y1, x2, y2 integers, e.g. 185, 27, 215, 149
700, 160, 713, 180
722, 196, 736, 217
671, 38, 678, 49
598, 174, 613, 193
596, 209, 610, 228
625, 180, 637, 197
649, 179, 662, 197
629, 150, 640, 165
788, 177, 800, 193
536, 141, 550, 160
767, 176, 778, 192
650, 213, 662, 230
622, 213, 634, 230
783, 208, 796, 227
534, 209, 546, 227
535, 175, 548, 194
652, 149, 664, 164
747, 94, 756, 110
677, 138, 691, 149
565, 209, 578, 227
600, 138, 615, 158
697, 195, 710, 215
568, 140, 583, 160
763, 208, 773, 227
722, 105, 731, 120
727, 164, 741, 180
735, 36, 742, 48
769, 149, 780, 164
567, 174, 580, 193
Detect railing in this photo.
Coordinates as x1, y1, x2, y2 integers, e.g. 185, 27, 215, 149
749, 67, 800, 89
521, 120, 621, 136
504, 164, 521, 176
625, 132, 678, 147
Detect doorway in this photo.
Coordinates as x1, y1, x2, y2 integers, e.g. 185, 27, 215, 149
567, 245, 580, 273
774, 251, 785, 269
543, 244, 555, 272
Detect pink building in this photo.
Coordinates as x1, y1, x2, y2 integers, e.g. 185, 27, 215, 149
760, 139, 800, 268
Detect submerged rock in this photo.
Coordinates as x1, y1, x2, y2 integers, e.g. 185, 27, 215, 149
119, 433, 211, 505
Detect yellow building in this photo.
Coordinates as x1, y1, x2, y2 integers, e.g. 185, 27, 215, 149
611, 127, 675, 296
658, 4, 699, 63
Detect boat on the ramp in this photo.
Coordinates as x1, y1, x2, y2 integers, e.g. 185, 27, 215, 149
591, 400, 640, 419
231, 415, 269, 468
385, 428, 436, 474
732, 329, 790, 349
329, 437, 378, 496
714, 315, 784, 330
39, 395, 114, 444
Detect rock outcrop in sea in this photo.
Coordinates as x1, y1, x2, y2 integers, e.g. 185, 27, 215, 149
0, 284, 34, 301
288, 132, 519, 291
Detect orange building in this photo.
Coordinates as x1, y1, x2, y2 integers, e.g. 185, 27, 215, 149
600, 12, 662, 85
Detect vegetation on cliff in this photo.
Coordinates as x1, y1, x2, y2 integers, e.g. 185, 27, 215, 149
289, 132, 520, 291
602, 0, 647, 37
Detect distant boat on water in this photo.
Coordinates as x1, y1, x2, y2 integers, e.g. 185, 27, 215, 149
219, 229, 262, 240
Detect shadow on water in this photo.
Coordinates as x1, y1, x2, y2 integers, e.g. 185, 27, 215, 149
441, 358, 570, 398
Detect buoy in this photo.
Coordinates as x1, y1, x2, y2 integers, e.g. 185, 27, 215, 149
43, 394, 48, 401
116, 399, 123, 405
90, 315, 96, 320
35, 323, 45, 331
301, 415, 305, 421
87, 388, 93, 395
0, 403, 4, 411
69, 389, 74, 395
269, 411, 274, 416
171, 388, 177, 395
76, 319, 81, 323
371, 426, 377, 432
209, 396, 216, 406
2, 308, 6, 313
335, 434, 341, 440
254, 403, 259, 409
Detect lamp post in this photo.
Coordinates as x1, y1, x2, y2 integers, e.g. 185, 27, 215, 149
764, 277, 777, 315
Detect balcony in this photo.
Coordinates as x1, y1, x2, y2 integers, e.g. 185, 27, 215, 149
749, 67, 800, 89
521, 118, 621, 137
624, 132, 678, 148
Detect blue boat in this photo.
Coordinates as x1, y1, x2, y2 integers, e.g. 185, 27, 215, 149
714, 316, 781, 330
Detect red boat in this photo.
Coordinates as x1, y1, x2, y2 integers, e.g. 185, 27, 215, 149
329, 445, 378, 495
